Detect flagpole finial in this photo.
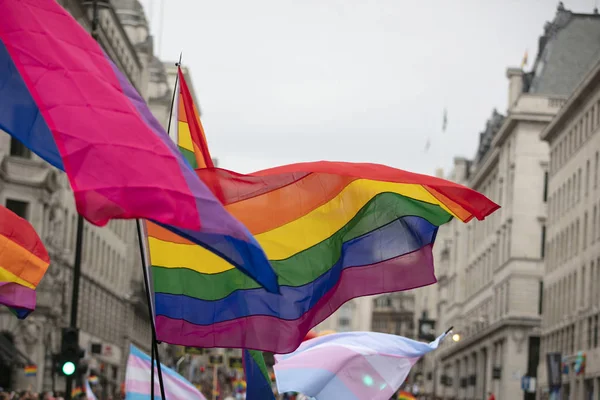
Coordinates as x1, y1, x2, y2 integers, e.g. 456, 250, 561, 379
444, 326, 454, 335
176, 52, 183, 67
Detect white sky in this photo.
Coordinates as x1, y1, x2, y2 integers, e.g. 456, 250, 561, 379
139, 0, 596, 175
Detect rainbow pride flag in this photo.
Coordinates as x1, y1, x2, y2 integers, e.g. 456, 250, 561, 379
0, 205, 49, 319
0, 0, 276, 292
148, 69, 499, 353
274, 331, 447, 400
24, 365, 37, 377
174, 68, 213, 169
398, 391, 417, 400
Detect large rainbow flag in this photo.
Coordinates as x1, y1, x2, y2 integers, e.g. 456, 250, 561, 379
0, 205, 49, 319
0, 0, 276, 292
147, 70, 500, 353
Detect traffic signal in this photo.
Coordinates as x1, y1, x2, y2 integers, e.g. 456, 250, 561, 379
57, 327, 84, 377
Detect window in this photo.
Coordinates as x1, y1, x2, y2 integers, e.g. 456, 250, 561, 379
538, 281, 544, 315
582, 266, 586, 307
584, 212, 588, 250
541, 225, 546, 259
586, 159, 591, 195
543, 171, 549, 202
9, 138, 31, 158
595, 151, 599, 189
5, 199, 29, 219
593, 205, 598, 244
578, 168, 583, 201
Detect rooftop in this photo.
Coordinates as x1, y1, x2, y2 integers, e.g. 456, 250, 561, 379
527, 2, 600, 97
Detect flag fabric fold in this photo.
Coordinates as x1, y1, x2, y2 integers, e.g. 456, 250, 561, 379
274, 331, 447, 400
0, 205, 49, 318
243, 349, 275, 400
0, 0, 276, 293
125, 345, 206, 400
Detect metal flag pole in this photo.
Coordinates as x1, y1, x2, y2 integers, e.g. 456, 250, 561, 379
131, 53, 183, 400
136, 220, 167, 400
64, 215, 84, 400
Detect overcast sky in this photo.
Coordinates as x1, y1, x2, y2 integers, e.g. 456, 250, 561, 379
139, 0, 596, 175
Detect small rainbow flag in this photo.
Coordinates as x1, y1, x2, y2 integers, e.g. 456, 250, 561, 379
398, 391, 416, 400
23, 365, 37, 377
88, 375, 99, 384
71, 387, 83, 397
0, 205, 49, 319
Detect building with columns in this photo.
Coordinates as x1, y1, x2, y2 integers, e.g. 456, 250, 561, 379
537, 58, 600, 399
0, 0, 180, 394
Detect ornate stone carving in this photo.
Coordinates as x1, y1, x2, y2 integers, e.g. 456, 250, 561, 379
45, 191, 65, 250
511, 329, 526, 353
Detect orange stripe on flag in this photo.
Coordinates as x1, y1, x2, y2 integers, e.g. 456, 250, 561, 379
0, 234, 48, 287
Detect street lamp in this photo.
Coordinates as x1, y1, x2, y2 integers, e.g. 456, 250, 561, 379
452, 333, 461, 342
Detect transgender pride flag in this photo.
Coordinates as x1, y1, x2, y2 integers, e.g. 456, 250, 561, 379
125, 345, 206, 400
274, 331, 447, 400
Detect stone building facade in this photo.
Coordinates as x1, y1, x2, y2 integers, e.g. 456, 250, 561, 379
0, 0, 179, 394
537, 58, 600, 399
371, 293, 415, 340
411, 5, 600, 400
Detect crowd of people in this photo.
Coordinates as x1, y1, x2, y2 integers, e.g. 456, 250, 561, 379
0, 392, 56, 400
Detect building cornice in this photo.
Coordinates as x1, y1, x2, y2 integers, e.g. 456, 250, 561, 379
540, 59, 600, 143
469, 147, 499, 189
438, 316, 540, 362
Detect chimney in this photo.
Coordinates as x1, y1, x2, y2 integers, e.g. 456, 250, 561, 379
434, 168, 444, 178
506, 68, 524, 110
453, 157, 471, 183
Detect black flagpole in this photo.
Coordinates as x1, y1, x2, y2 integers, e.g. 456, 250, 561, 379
134, 53, 182, 400
136, 220, 166, 400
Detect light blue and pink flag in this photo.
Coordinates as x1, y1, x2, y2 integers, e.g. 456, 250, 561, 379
85, 379, 97, 400
0, 0, 277, 293
274, 331, 448, 400
125, 345, 206, 400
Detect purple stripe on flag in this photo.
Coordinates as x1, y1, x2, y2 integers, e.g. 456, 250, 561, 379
0, 282, 35, 311
156, 244, 436, 353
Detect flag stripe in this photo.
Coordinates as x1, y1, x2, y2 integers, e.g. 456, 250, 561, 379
243, 349, 275, 400
155, 244, 436, 352
0, 283, 36, 311
273, 331, 446, 400
155, 215, 438, 324
251, 161, 498, 221
126, 345, 206, 400
178, 68, 213, 169
178, 145, 198, 169
196, 170, 471, 232
152, 196, 450, 301
0, 209, 50, 263
0, 235, 48, 287
148, 183, 455, 270
0, 39, 64, 169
